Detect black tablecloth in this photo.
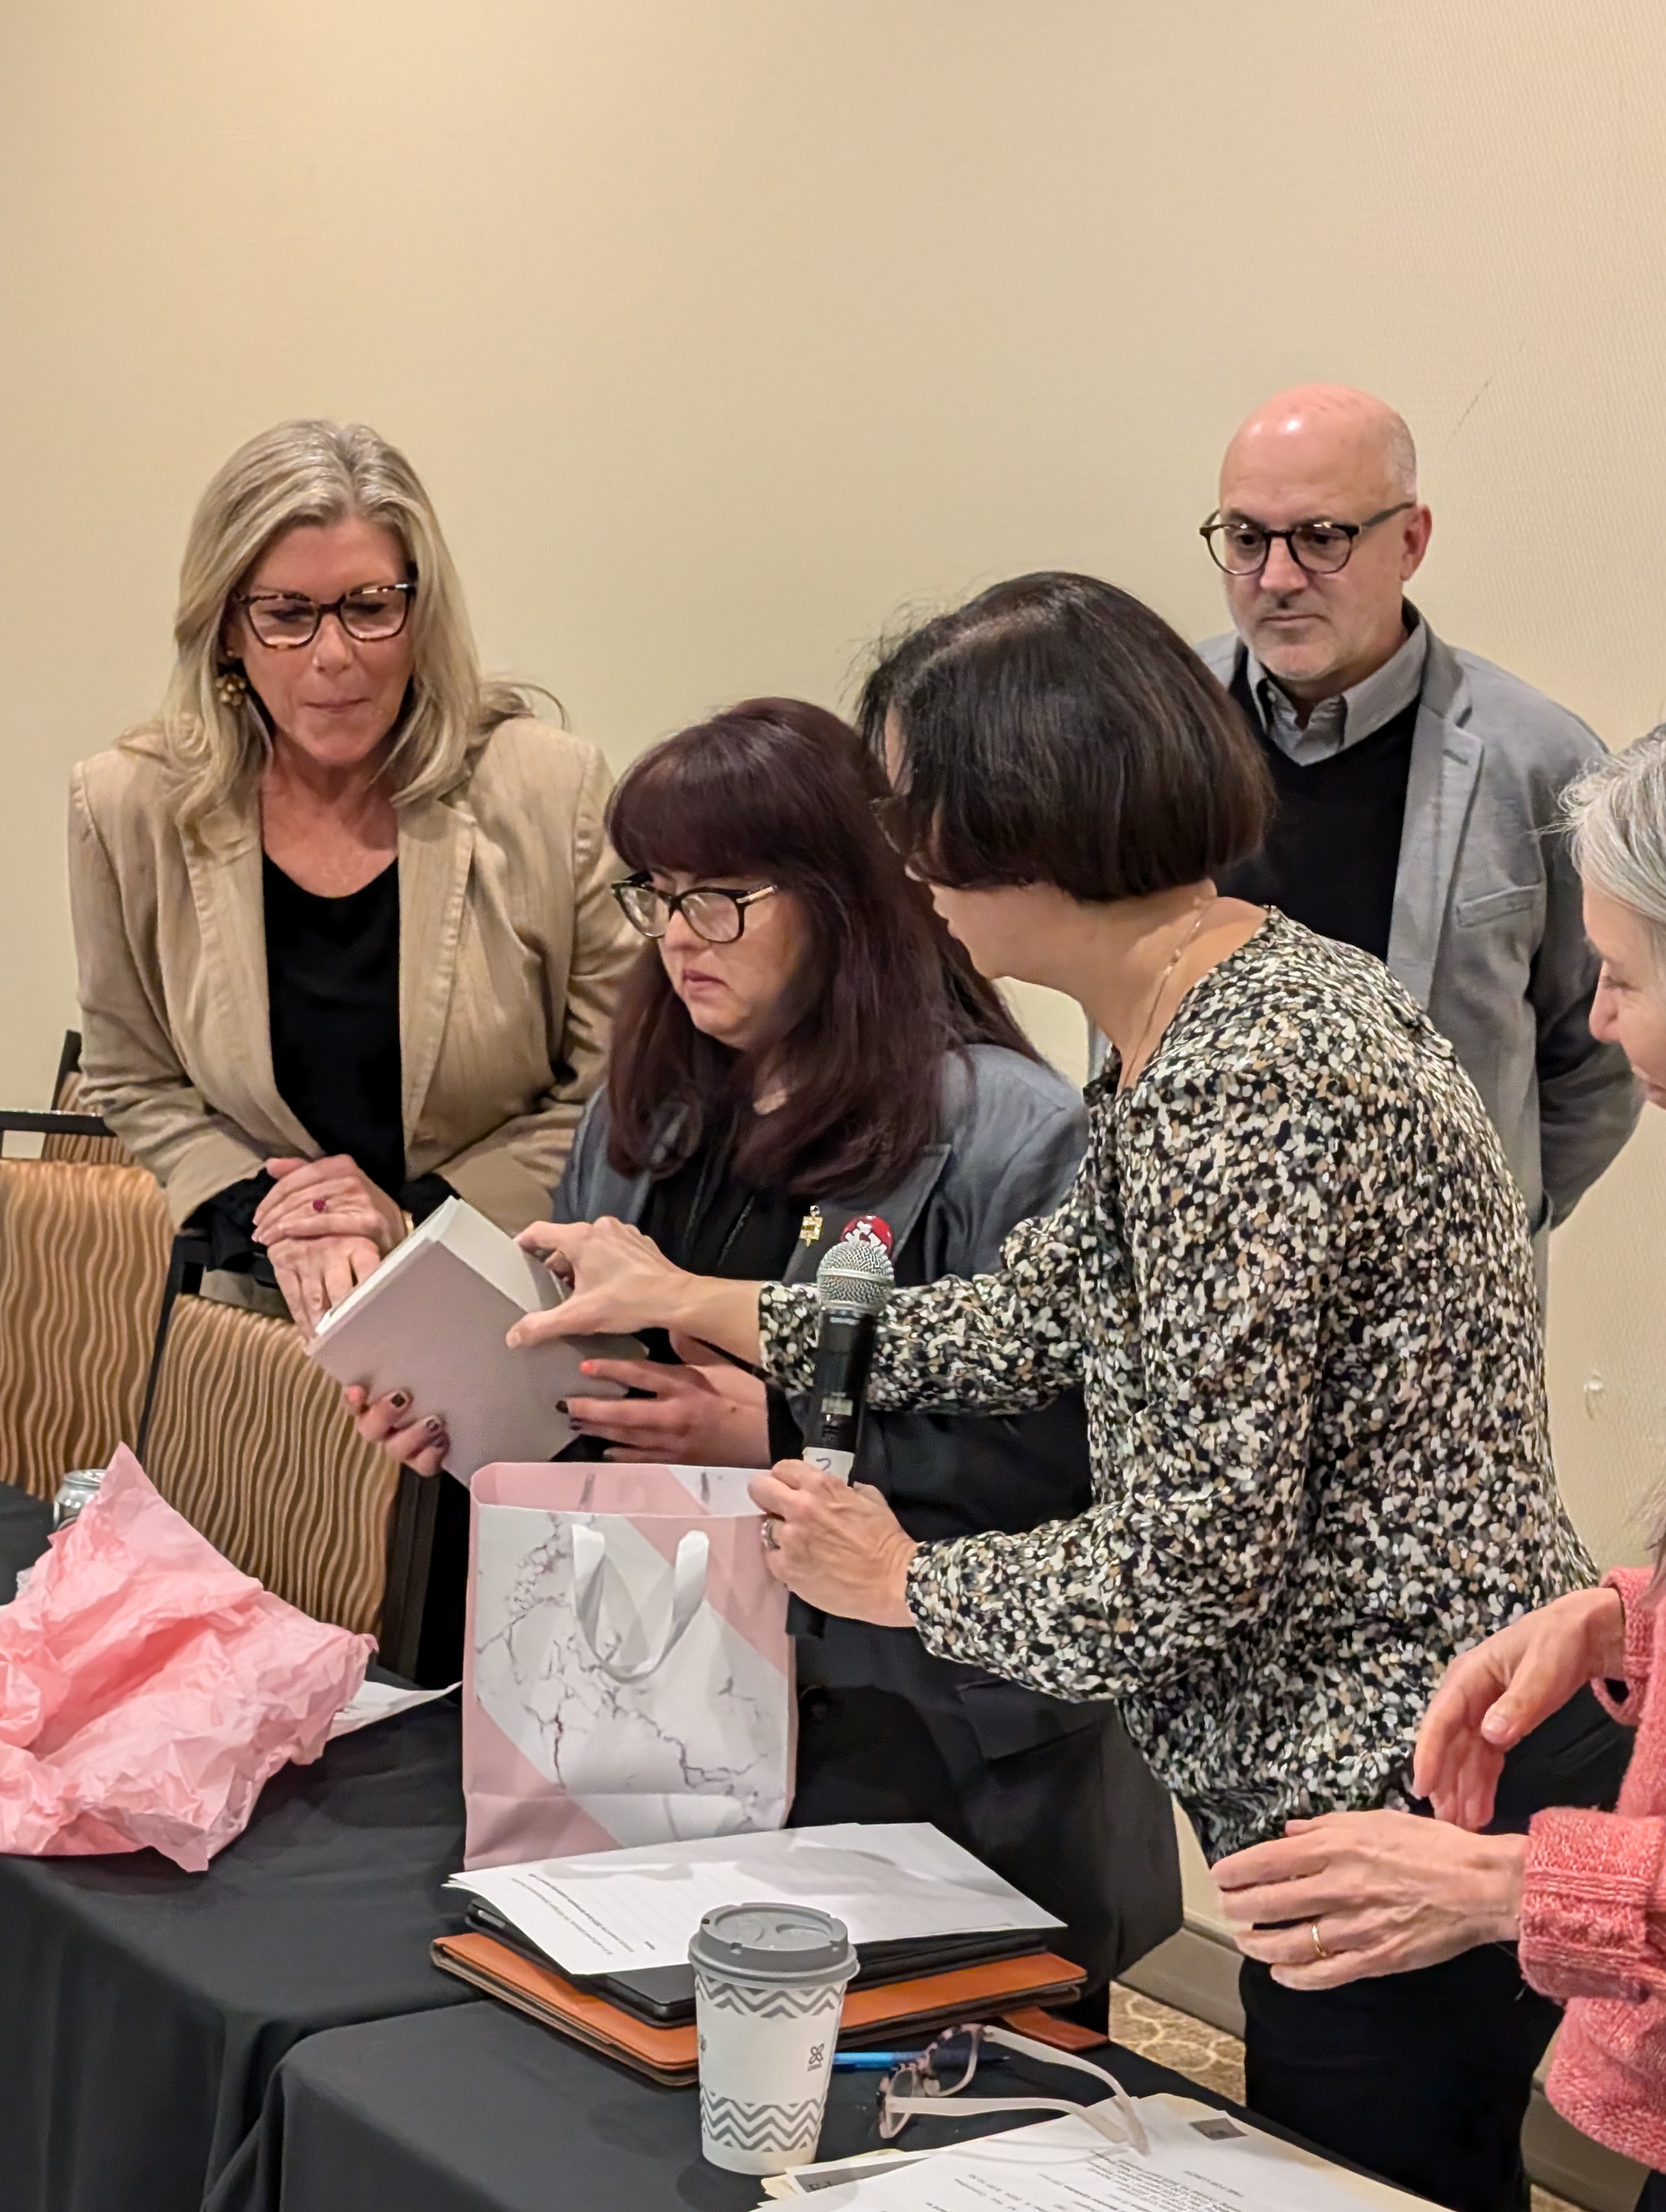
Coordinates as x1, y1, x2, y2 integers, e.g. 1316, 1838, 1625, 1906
0, 1677, 473, 2212
214, 2000, 1258, 2212
0, 1477, 52, 1599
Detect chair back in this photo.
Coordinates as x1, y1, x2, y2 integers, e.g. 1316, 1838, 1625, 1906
2, 1032, 424, 1649
0, 1157, 171, 1500
141, 1293, 410, 1642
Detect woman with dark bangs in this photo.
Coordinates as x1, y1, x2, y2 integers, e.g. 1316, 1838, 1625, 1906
518, 583, 1630, 2209
362, 695, 1181, 1990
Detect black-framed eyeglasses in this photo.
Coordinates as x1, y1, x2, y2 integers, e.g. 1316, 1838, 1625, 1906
611, 874, 779, 944
233, 582, 416, 648
1199, 503, 1416, 577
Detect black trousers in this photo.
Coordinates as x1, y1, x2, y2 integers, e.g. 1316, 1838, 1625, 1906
1238, 1684, 1633, 2212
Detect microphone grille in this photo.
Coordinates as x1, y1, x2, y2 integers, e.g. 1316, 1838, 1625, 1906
815, 1233, 895, 1315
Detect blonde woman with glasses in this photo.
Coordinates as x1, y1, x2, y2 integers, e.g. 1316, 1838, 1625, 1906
69, 419, 633, 1344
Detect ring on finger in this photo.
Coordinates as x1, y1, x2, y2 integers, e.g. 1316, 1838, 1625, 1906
760, 1516, 783, 1552
1310, 1921, 1329, 1961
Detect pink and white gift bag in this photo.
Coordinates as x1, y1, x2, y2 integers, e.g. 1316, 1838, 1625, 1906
461, 1463, 793, 1869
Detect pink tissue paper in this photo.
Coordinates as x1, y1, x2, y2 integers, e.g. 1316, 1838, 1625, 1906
0, 1446, 373, 1870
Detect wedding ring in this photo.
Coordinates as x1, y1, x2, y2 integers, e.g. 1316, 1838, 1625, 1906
1310, 1921, 1329, 1960
760, 1517, 782, 1552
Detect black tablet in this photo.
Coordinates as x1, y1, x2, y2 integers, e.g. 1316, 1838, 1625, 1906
462, 1900, 1048, 2025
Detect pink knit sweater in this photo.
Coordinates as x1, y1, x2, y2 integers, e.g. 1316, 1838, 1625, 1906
1521, 1567, 1666, 2172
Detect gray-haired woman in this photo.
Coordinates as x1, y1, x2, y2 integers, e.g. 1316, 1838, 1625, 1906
1215, 734, 1666, 2207
69, 419, 633, 1338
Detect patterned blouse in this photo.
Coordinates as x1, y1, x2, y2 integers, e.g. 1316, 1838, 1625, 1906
758, 911, 1593, 1858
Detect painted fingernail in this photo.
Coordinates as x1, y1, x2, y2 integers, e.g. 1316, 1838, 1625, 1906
555, 1399, 568, 1414
389, 1391, 411, 1413
424, 1416, 444, 1438
312, 1197, 328, 1213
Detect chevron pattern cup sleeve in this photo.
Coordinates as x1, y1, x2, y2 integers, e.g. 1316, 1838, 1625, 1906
688, 1903, 858, 2175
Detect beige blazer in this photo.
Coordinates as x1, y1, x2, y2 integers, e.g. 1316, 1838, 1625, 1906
68, 717, 638, 1234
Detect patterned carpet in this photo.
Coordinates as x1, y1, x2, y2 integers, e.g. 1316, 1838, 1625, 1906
1108, 1986, 1581, 2212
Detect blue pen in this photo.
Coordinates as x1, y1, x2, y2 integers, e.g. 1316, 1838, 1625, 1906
832, 2046, 1004, 2072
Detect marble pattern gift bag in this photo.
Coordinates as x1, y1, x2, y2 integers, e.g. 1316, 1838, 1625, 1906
462, 1463, 793, 1869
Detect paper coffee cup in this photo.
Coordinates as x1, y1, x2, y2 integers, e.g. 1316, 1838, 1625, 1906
689, 1901, 858, 2174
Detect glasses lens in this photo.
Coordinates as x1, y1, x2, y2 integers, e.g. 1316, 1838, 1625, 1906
339, 587, 411, 640
246, 595, 318, 646
615, 882, 669, 937
1206, 522, 1270, 575
680, 890, 745, 943
1289, 523, 1354, 574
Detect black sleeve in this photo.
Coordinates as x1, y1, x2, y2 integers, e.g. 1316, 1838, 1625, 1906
399, 1173, 457, 1226
183, 1172, 278, 1285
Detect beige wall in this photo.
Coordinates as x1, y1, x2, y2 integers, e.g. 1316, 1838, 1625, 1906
4, 0, 1666, 1551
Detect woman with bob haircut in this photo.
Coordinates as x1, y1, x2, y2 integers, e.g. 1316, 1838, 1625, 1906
69, 419, 632, 1334
361, 695, 1183, 1990
517, 576, 1629, 2212
1210, 731, 1666, 2208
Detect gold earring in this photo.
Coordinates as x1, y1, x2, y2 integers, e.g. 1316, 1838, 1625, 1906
214, 665, 248, 708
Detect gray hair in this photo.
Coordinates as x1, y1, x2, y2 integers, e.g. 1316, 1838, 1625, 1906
1563, 727, 1666, 971
124, 419, 536, 836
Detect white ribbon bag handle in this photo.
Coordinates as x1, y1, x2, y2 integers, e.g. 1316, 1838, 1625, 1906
569, 1522, 710, 1684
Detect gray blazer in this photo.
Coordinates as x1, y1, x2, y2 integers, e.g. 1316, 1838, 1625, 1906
553, 1043, 1182, 1983
1200, 621, 1640, 1229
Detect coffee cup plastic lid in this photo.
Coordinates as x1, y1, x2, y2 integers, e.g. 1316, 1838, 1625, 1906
689, 1901, 856, 1983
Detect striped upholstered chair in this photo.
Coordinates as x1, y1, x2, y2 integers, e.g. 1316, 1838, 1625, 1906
0, 1151, 170, 1502
140, 1301, 405, 1641
0, 1038, 428, 1658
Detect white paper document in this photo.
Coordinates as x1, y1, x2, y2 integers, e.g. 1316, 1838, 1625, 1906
766, 2099, 1434, 2210
448, 1821, 1063, 1977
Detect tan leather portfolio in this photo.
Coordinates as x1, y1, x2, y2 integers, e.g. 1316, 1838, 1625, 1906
431, 1931, 1087, 2086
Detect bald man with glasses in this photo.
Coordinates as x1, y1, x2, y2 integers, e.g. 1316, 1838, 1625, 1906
1188, 389, 1638, 2209
1199, 384, 1638, 1243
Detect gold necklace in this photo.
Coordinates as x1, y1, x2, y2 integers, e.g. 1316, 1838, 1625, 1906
1119, 903, 1209, 1092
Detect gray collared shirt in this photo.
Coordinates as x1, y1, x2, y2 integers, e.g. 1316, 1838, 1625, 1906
1246, 618, 1428, 766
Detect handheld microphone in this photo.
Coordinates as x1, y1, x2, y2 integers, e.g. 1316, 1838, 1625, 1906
802, 1217, 895, 1482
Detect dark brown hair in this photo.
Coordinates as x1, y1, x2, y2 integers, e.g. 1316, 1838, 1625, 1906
605, 698, 1037, 1197
858, 571, 1272, 897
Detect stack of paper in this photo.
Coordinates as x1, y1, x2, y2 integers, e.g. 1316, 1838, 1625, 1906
763, 2098, 1440, 2209
448, 1822, 1063, 1978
